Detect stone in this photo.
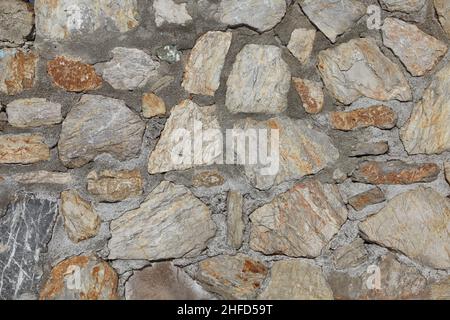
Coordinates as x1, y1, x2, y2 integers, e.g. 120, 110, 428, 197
0, 134, 50, 164
292, 78, 324, 114
148, 100, 222, 174
6, 98, 62, 128
155, 45, 181, 63
435, 0, 450, 37
348, 187, 386, 211
259, 260, 333, 300
330, 106, 397, 131
235, 117, 339, 190
328, 253, 428, 299
0, 193, 58, 300
287, 28, 316, 65
227, 191, 244, 250
0, 112, 6, 131
333, 239, 368, 270
226, 44, 291, 114
12, 171, 72, 185
445, 163, 450, 185
300, 0, 366, 43
349, 141, 389, 157
196, 254, 268, 299
182, 31, 232, 96
125, 262, 212, 300
352, 161, 440, 185
35, 0, 139, 40
219, 0, 286, 32
400, 63, 450, 155
47, 56, 103, 92
60, 190, 101, 243
86, 169, 143, 202
153, 0, 192, 27
360, 187, 450, 269
96, 47, 159, 91
0, 0, 34, 47
0, 48, 37, 95
40, 255, 118, 300
142, 92, 166, 118
382, 18, 448, 77
192, 171, 225, 188
318, 38, 412, 105
58, 95, 145, 168
108, 181, 216, 260
380, 0, 427, 13
250, 180, 348, 257
427, 277, 450, 300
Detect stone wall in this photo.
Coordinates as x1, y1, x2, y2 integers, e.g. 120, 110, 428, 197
0, 0, 449, 300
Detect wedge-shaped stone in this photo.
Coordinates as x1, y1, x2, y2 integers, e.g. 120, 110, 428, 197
6, 98, 62, 128
250, 180, 348, 257
87, 169, 143, 202
360, 187, 450, 269
108, 181, 216, 260
288, 28, 316, 65
0, 48, 37, 95
293, 78, 324, 114
0, 134, 50, 164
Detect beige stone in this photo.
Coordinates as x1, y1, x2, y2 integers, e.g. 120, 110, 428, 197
287, 28, 316, 65
142, 93, 166, 118
227, 191, 244, 250
87, 169, 143, 202
292, 78, 324, 114
0, 134, 50, 164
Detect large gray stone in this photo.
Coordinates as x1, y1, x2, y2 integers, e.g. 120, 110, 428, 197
0, 0, 34, 47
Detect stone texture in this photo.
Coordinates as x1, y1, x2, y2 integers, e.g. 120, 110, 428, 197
287, 28, 316, 65
153, 0, 192, 27
182, 31, 232, 96
0, 49, 37, 95
58, 95, 145, 168
435, 0, 450, 37
96, 47, 159, 91
445, 162, 450, 185
125, 262, 212, 300
380, 0, 427, 13
108, 181, 216, 260
0, 112, 6, 131
192, 170, 225, 188
382, 18, 448, 77
332, 239, 368, 270
293, 78, 324, 114
427, 277, 450, 300
227, 191, 244, 250
86, 169, 143, 203
148, 100, 222, 174
196, 254, 268, 300
0, 134, 50, 164
60, 190, 101, 243
352, 161, 440, 185
400, 63, 450, 155
318, 38, 412, 105
47, 56, 103, 92
219, 0, 286, 32
330, 106, 397, 131
6, 98, 62, 128
40, 255, 118, 300
0, 0, 34, 47
259, 260, 333, 300
348, 187, 386, 211
35, 0, 139, 40
349, 141, 389, 157
226, 44, 291, 114
301, 0, 366, 43
360, 187, 450, 269
236, 117, 339, 190
142, 92, 166, 118
0, 193, 58, 300
250, 180, 348, 257
12, 171, 72, 185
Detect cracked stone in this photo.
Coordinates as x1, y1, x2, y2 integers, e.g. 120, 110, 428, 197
330, 106, 397, 131
6, 98, 62, 128
0, 48, 37, 95
0, 0, 34, 47
227, 191, 244, 250
293, 78, 324, 114
153, 0, 192, 27
287, 28, 316, 65
348, 187, 386, 211
0, 134, 50, 164
435, 0, 450, 37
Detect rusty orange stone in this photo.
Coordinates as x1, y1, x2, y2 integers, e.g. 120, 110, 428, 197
330, 105, 397, 131
1, 50, 37, 95
348, 187, 386, 211
47, 56, 102, 92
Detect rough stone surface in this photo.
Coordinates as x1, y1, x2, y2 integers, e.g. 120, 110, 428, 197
108, 181, 216, 260
259, 260, 333, 300
380, 0, 427, 13
0, 112, 7, 131
250, 180, 348, 258
47, 56, 103, 92
330, 106, 397, 131
0, 0, 34, 47
427, 277, 450, 300
360, 187, 450, 269
226, 44, 291, 114
58, 95, 145, 168
182, 31, 232, 96
0, 49, 37, 95
40, 255, 118, 300
192, 171, 225, 188
196, 254, 268, 300
435, 0, 450, 37
60, 190, 101, 243
0, 134, 50, 164
142, 92, 166, 118
227, 191, 244, 250
445, 162, 450, 185
219, 0, 286, 32
382, 18, 448, 76
348, 187, 386, 211
287, 28, 316, 65
300, 0, 366, 43
349, 141, 389, 157
318, 38, 412, 105
87, 169, 143, 203
0, 193, 58, 300
153, 0, 192, 27
332, 239, 368, 270
12, 171, 72, 185
292, 78, 324, 114
6, 98, 62, 128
